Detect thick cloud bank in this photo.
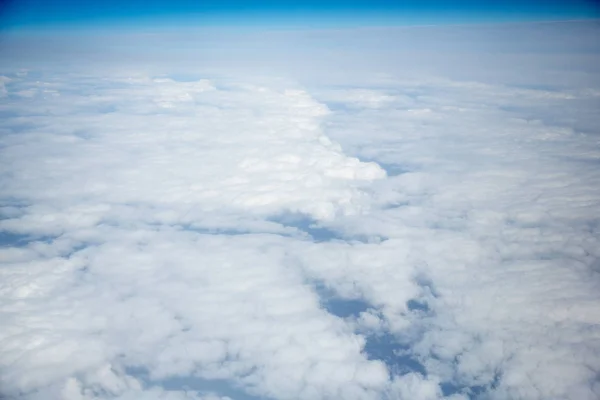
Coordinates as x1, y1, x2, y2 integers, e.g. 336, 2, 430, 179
1, 21, 600, 400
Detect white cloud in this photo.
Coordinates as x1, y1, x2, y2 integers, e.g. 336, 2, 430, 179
0, 74, 384, 228
1, 20, 600, 400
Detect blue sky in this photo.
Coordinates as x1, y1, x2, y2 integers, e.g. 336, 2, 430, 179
1, 0, 599, 29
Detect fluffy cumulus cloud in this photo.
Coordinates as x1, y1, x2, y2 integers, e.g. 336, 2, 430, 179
1, 21, 600, 400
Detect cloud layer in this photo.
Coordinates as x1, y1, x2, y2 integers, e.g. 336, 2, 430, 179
1, 21, 600, 400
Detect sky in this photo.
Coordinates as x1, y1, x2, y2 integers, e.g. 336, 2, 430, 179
1, 2, 600, 400
1, 0, 599, 28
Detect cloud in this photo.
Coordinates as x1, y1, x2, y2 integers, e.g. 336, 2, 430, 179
306, 41, 600, 398
0, 70, 393, 399
1, 20, 600, 400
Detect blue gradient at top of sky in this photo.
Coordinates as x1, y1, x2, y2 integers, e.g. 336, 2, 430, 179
1, 0, 599, 30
